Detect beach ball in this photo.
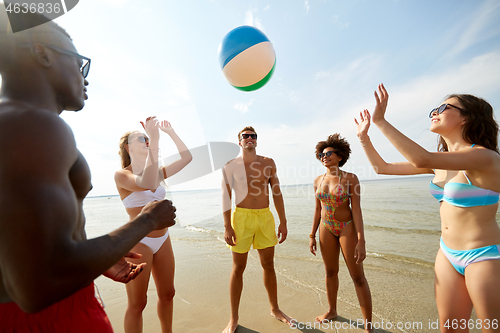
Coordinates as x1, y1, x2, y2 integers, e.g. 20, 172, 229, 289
218, 26, 276, 92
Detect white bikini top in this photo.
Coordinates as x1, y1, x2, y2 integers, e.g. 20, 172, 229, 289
122, 185, 166, 208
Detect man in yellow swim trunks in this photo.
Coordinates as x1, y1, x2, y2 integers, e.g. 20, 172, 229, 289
221, 126, 294, 333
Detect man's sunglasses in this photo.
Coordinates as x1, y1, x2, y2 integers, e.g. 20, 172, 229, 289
429, 103, 463, 118
18, 43, 91, 78
241, 133, 257, 140
317, 151, 335, 159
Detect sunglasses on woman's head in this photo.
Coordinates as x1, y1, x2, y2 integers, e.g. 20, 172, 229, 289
241, 133, 257, 140
317, 151, 335, 159
429, 103, 463, 118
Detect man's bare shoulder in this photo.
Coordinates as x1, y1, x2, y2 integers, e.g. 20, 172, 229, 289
225, 156, 243, 164
223, 156, 244, 169
257, 155, 276, 166
0, 102, 77, 167
0, 102, 73, 136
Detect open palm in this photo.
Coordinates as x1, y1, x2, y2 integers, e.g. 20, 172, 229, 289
159, 120, 174, 134
354, 109, 371, 139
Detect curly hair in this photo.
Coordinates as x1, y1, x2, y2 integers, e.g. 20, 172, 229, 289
437, 94, 499, 154
315, 133, 351, 167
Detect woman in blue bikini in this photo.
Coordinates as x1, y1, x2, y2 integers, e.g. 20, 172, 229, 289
115, 116, 192, 333
355, 84, 500, 332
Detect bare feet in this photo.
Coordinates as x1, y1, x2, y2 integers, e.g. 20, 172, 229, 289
222, 320, 238, 333
270, 309, 295, 327
315, 310, 338, 323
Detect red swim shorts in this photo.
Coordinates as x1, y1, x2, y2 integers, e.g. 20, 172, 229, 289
0, 283, 113, 333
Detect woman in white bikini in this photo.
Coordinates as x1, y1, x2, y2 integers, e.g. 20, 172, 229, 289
115, 116, 192, 333
355, 84, 500, 332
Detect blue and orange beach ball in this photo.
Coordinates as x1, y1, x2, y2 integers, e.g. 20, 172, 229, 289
218, 26, 276, 92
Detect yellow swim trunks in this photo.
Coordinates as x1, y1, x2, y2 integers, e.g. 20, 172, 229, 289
228, 207, 278, 253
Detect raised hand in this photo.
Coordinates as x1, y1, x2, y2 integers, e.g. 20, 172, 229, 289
159, 120, 174, 135
354, 109, 371, 141
140, 199, 176, 230
103, 252, 145, 283
140, 116, 160, 142
372, 83, 389, 124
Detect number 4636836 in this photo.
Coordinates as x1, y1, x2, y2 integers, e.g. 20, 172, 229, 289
5, 2, 61, 14
444, 319, 498, 330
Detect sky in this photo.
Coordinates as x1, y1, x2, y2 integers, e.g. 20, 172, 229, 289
2, 0, 500, 196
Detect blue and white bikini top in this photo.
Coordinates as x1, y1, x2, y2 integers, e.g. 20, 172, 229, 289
122, 185, 166, 208
429, 171, 499, 208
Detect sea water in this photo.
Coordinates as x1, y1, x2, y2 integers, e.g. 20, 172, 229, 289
84, 176, 500, 267
83, 176, 500, 332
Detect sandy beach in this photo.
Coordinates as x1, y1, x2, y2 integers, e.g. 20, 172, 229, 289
84, 179, 492, 333
95, 231, 443, 333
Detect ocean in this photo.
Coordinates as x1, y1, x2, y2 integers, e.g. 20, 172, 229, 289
84, 175, 500, 332
84, 175, 450, 266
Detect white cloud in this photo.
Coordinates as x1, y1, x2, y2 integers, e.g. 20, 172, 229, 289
443, 0, 500, 60
244, 10, 254, 25
276, 82, 301, 106
305, 0, 310, 14
314, 70, 330, 80
264, 5, 270, 11
330, 14, 349, 30
233, 98, 256, 114
245, 10, 265, 31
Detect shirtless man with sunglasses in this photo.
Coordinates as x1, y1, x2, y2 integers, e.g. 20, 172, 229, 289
0, 11, 175, 332
221, 126, 294, 333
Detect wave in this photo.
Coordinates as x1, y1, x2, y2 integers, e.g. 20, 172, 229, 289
364, 224, 441, 236
184, 225, 216, 234
366, 251, 434, 267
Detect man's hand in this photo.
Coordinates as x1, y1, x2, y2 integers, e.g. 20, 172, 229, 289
141, 199, 176, 230
103, 252, 145, 283
277, 223, 288, 244
224, 227, 236, 246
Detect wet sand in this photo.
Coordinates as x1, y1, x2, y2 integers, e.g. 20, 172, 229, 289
94, 231, 448, 333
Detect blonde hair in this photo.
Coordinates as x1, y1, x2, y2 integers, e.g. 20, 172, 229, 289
119, 131, 168, 188
118, 131, 135, 169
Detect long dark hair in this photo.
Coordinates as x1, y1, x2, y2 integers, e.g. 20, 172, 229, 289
438, 94, 499, 154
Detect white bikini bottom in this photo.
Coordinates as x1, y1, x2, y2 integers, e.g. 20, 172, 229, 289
139, 230, 169, 254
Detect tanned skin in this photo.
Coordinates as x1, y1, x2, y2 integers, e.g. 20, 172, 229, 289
221, 130, 293, 333
0, 30, 176, 313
